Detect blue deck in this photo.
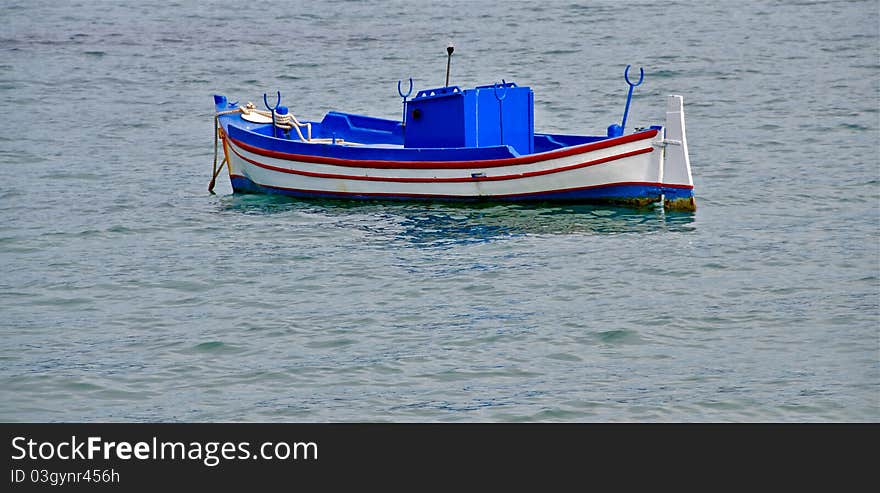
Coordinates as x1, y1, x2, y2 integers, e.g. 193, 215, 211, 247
215, 96, 609, 163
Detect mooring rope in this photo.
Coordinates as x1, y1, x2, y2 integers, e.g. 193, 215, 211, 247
209, 110, 239, 193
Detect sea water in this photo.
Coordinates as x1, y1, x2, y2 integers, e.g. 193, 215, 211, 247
0, 0, 877, 421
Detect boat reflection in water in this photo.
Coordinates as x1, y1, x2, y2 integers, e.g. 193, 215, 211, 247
221, 194, 695, 248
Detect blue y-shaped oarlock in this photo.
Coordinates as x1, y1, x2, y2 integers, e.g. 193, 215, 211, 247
620, 65, 644, 133
397, 78, 413, 124
263, 90, 281, 138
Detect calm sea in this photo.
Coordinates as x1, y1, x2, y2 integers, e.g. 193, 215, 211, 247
1, 0, 877, 421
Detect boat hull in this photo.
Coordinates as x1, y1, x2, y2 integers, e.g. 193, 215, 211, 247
221, 129, 688, 206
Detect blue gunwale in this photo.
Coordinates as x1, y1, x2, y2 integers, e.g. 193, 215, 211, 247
220, 112, 659, 168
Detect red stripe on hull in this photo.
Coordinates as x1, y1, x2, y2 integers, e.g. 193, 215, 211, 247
224, 128, 658, 169
228, 143, 654, 183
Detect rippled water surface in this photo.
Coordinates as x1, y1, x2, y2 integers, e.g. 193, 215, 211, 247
1, 0, 877, 421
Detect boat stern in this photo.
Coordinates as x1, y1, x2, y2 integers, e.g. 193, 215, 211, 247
660, 95, 696, 212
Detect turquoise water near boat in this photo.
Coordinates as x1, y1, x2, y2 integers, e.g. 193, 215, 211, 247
0, 0, 877, 421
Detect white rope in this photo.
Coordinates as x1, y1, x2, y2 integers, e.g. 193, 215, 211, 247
217, 102, 314, 142
273, 111, 312, 142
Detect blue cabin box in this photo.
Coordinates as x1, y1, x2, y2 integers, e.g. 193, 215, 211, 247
404, 82, 534, 155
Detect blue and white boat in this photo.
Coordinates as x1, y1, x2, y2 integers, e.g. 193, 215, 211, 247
211, 63, 695, 211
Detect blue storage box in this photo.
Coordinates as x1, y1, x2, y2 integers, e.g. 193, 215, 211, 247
404, 82, 534, 155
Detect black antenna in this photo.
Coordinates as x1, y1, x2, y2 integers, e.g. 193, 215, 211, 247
445, 43, 454, 87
